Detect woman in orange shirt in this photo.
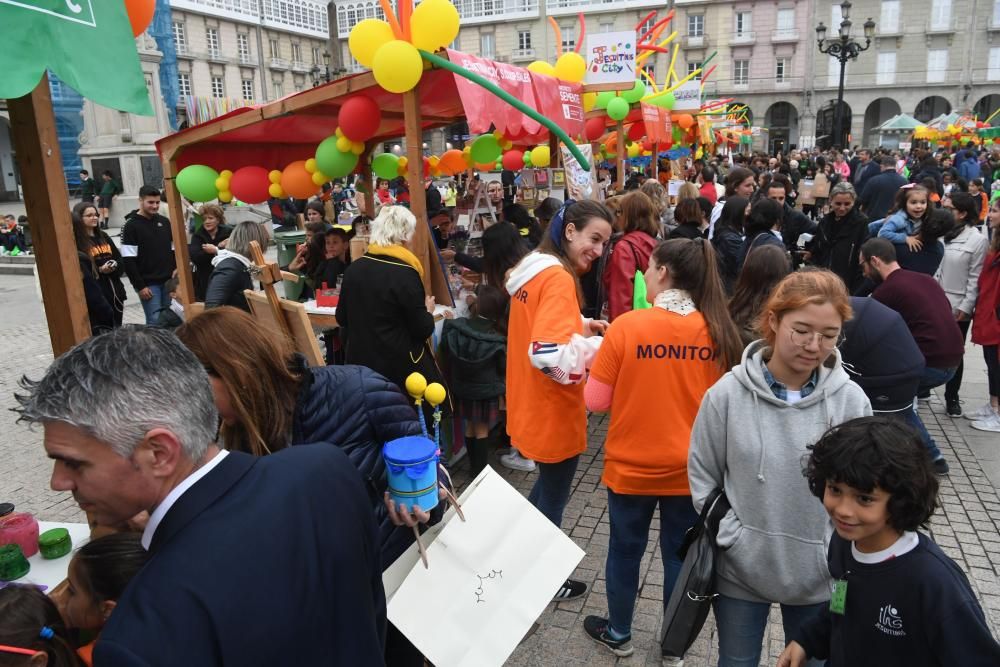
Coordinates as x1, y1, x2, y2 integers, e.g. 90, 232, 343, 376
505, 199, 613, 601
582, 238, 742, 660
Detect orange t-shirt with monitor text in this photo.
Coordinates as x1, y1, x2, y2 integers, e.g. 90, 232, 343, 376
506, 266, 588, 463
590, 306, 723, 495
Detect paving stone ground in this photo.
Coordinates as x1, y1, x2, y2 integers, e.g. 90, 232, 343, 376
1, 272, 998, 665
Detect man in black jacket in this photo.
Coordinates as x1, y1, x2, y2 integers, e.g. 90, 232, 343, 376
859, 156, 907, 221
121, 185, 176, 325
765, 176, 816, 263
852, 149, 880, 194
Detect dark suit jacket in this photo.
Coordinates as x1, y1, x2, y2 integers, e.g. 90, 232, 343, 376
96, 446, 387, 666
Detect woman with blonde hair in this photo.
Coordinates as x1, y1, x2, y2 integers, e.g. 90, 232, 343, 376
337, 205, 445, 397
689, 269, 871, 667
676, 181, 700, 202
603, 191, 660, 320
640, 179, 670, 230
204, 220, 270, 312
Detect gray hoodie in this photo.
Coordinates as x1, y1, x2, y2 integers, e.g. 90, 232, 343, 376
688, 340, 872, 605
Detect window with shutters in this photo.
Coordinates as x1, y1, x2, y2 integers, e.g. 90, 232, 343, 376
776, 8, 794, 35
735, 12, 752, 36
881, 1, 900, 33
206, 28, 220, 59
518, 31, 531, 50
211, 76, 225, 98
988, 47, 1000, 81
480, 33, 495, 59
688, 15, 704, 37
776, 58, 789, 83
733, 59, 749, 85
877, 52, 896, 84
926, 49, 948, 82
930, 0, 951, 30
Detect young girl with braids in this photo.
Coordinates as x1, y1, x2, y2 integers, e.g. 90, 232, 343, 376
0, 585, 82, 667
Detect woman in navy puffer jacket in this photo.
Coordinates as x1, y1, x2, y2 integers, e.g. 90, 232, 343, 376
177, 307, 443, 666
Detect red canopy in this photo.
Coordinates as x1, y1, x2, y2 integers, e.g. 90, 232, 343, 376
156, 51, 584, 171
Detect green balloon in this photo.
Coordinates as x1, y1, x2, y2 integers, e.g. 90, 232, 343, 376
471, 135, 501, 164
595, 91, 615, 110
607, 97, 630, 121
621, 80, 647, 104
523, 152, 533, 167
176, 164, 220, 202
650, 92, 676, 110
672, 125, 684, 142
316, 136, 360, 178
599, 143, 607, 154
372, 153, 400, 180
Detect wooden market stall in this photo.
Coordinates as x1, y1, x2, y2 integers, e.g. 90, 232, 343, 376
154, 51, 592, 315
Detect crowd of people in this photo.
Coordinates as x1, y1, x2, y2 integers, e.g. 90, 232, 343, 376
5, 141, 1000, 666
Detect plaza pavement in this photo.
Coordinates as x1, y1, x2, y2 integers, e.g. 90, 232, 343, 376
1, 274, 997, 666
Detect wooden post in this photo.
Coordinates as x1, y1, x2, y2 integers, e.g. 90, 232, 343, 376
361, 148, 375, 217
8, 75, 91, 355
616, 120, 626, 191
161, 158, 196, 307
653, 142, 660, 179
402, 87, 453, 307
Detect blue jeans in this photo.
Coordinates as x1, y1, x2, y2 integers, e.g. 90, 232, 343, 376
901, 366, 956, 461
606, 491, 698, 637
527, 456, 579, 528
139, 282, 171, 326
713, 595, 826, 667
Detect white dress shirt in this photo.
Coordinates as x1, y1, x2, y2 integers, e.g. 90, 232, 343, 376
141, 449, 229, 550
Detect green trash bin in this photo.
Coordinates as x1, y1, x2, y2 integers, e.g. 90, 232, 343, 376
273, 230, 307, 301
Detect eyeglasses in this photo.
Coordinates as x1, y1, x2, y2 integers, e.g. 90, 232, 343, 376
788, 326, 844, 350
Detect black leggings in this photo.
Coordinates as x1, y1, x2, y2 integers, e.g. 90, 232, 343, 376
985, 345, 1000, 398
944, 319, 972, 401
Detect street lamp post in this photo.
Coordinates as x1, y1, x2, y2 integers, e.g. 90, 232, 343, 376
311, 51, 345, 87
816, 1, 875, 149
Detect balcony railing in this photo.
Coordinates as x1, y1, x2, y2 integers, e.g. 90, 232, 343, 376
269, 57, 290, 70
682, 34, 706, 48
926, 17, 956, 33
239, 54, 257, 66
876, 22, 903, 36
511, 48, 536, 62
770, 29, 798, 43
292, 60, 312, 73
731, 31, 756, 44
545, 0, 664, 17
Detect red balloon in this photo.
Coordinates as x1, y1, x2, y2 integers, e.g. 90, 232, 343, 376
125, 0, 156, 37
229, 166, 271, 204
584, 117, 605, 142
626, 122, 646, 142
502, 150, 525, 171
641, 139, 654, 152
338, 96, 382, 142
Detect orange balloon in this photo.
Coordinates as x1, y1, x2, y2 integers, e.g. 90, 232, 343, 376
676, 114, 695, 130
438, 149, 467, 176
125, 0, 156, 37
280, 161, 320, 199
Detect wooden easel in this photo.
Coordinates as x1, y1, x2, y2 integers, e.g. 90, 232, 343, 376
243, 240, 324, 366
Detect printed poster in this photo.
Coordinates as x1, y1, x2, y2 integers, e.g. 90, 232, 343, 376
560, 144, 597, 200
446, 49, 541, 137
583, 31, 637, 86
531, 75, 585, 140
673, 80, 702, 111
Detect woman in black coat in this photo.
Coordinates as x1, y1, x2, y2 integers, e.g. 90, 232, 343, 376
711, 196, 748, 294
189, 204, 232, 302
72, 201, 126, 331
205, 221, 270, 312
337, 206, 447, 403
739, 198, 786, 269
806, 182, 869, 293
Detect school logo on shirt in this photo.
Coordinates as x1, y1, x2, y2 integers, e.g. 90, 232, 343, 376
875, 603, 905, 637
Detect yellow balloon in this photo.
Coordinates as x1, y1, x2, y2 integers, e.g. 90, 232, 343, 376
268, 183, 284, 198
398, 156, 408, 169
214, 176, 229, 191
627, 142, 641, 158
527, 60, 556, 77
372, 41, 424, 94
405, 372, 428, 398
268, 169, 282, 184
582, 92, 597, 112
349, 19, 396, 68
531, 145, 551, 168
554, 52, 586, 83
336, 136, 353, 153
304, 158, 317, 174
410, 0, 460, 52
311, 171, 328, 186
500, 139, 513, 150
351, 141, 365, 155
218, 190, 233, 203
219, 169, 233, 180
335, 127, 344, 138
428, 155, 440, 168
424, 382, 447, 407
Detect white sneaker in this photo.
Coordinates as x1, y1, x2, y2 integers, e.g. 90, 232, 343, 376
971, 413, 1000, 433
500, 449, 536, 472
662, 657, 685, 667
964, 403, 996, 421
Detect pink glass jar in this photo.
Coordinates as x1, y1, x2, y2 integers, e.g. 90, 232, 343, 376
0, 512, 40, 558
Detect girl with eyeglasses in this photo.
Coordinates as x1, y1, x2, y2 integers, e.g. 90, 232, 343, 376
689, 269, 872, 667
